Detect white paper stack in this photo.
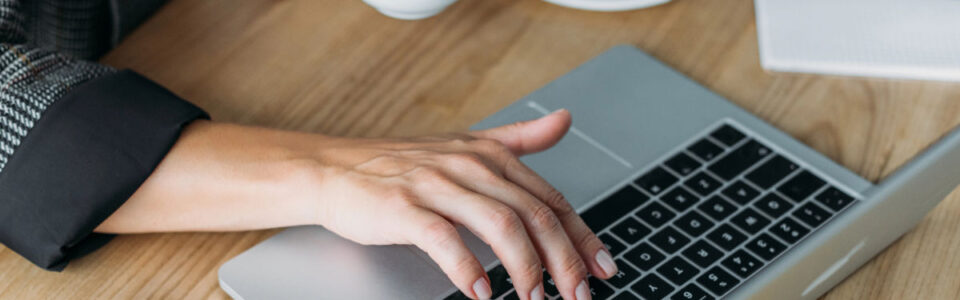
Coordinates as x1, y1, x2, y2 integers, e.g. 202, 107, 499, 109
754, 0, 960, 81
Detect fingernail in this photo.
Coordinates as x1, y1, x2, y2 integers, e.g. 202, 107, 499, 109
529, 283, 544, 300
551, 108, 569, 114
473, 277, 492, 300
595, 249, 618, 277
576, 279, 591, 300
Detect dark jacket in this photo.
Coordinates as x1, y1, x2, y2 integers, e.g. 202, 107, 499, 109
0, 0, 206, 271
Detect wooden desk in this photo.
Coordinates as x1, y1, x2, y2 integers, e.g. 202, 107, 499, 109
1, 0, 959, 298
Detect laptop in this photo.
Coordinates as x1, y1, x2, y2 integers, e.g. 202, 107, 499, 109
217, 45, 960, 299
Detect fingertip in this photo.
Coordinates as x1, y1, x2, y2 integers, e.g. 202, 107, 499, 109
473, 277, 492, 300
593, 249, 618, 279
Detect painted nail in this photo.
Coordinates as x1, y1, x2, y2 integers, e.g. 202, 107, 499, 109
530, 283, 544, 300
473, 277, 492, 300
595, 249, 618, 277
575, 279, 591, 300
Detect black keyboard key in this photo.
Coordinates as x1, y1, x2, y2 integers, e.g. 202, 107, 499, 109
696, 267, 740, 296
613, 292, 641, 300
663, 186, 702, 212
582, 186, 650, 231
543, 272, 560, 296
588, 277, 616, 300
745, 155, 798, 189
682, 240, 724, 268
632, 274, 675, 299
777, 170, 826, 202
684, 172, 722, 197
672, 284, 714, 300
607, 259, 641, 288
503, 291, 520, 300
656, 257, 700, 285
708, 140, 772, 180
636, 202, 676, 228
770, 217, 810, 244
753, 193, 793, 219
745, 233, 787, 261
635, 167, 679, 195
793, 202, 833, 227
650, 227, 691, 254
624, 243, 666, 271
710, 124, 746, 147
721, 181, 760, 205
444, 291, 471, 300
487, 265, 512, 298
675, 211, 715, 237
815, 187, 856, 211
600, 233, 628, 256
611, 217, 652, 245
698, 196, 738, 221
688, 139, 724, 162
730, 208, 771, 234
721, 250, 764, 278
666, 152, 702, 176
706, 224, 747, 251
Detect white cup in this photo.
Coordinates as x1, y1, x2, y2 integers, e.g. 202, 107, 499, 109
364, 0, 672, 20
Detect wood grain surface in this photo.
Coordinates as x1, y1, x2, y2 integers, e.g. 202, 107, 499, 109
2, 0, 960, 299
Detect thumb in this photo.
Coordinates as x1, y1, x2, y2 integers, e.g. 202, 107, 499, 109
469, 109, 572, 156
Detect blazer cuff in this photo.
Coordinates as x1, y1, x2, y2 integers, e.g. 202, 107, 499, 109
0, 70, 208, 270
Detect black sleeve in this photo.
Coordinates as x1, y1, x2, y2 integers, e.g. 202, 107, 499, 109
0, 70, 208, 271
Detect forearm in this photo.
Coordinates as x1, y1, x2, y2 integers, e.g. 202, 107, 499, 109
95, 121, 324, 233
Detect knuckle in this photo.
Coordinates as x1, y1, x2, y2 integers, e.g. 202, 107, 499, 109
543, 189, 572, 211
418, 220, 459, 248
574, 230, 604, 250
472, 139, 511, 156
412, 166, 448, 183
385, 186, 417, 204
528, 205, 563, 233
556, 252, 588, 279
515, 261, 544, 283
487, 205, 524, 235
444, 152, 487, 169
449, 255, 479, 278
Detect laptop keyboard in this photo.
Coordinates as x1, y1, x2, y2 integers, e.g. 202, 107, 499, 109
444, 122, 858, 300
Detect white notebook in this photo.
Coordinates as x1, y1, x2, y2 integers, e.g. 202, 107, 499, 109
754, 0, 960, 82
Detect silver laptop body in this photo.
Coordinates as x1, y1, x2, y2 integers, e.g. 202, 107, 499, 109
218, 45, 960, 300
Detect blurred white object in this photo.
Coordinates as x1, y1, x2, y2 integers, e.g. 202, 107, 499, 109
755, 0, 960, 81
364, 0, 670, 20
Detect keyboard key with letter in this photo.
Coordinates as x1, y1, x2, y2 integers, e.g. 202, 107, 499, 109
696, 266, 740, 296
624, 243, 666, 271
707, 224, 747, 251
611, 217, 652, 245
632, 274, 675, 299
682, 240, 724, 268
745, 234, 787, 261
656, 256, 700, 285
770, 217, 810, 244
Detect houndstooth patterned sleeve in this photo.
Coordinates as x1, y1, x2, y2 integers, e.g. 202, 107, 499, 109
0, 0, 207, 271
0, 0, 115, 173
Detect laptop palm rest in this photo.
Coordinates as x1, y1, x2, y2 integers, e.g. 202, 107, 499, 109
218, 226, 452, 300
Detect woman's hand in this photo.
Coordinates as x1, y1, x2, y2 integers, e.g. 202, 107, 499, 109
97, 109, 615, 300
